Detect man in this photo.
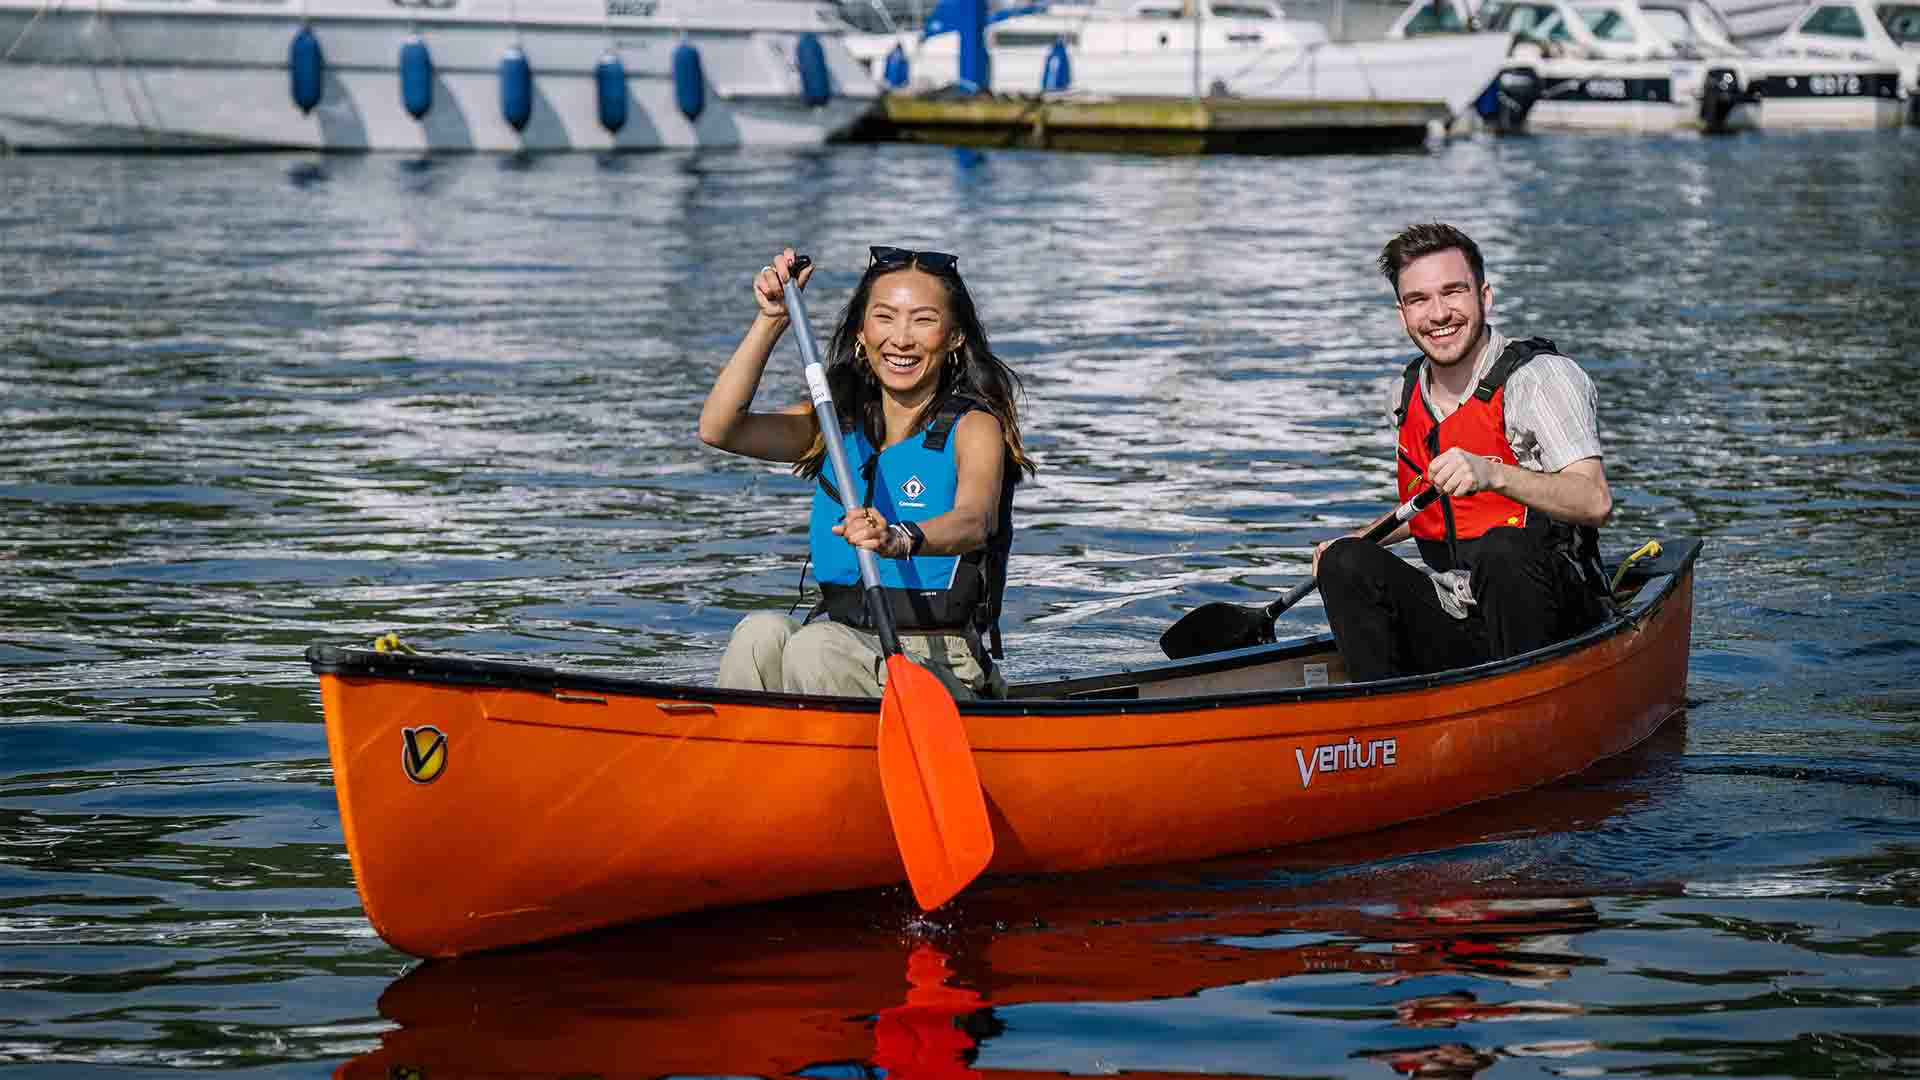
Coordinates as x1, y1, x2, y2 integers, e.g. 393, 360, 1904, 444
1314, 223, 1613, 682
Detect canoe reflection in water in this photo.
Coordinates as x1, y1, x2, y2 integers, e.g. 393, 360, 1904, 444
340, 732, 1680, 1080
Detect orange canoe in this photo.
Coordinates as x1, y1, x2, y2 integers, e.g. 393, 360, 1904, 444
307, 539, 1698, 958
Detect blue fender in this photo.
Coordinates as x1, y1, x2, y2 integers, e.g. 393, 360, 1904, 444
399, 36, 434, 120
595, 51, 629, 134
882, 43, 910, 90
500, 46, 533, 132
796, 32, 832, 106
671, 42, 705, 122
289, 26, 324, 114
1041, 37, 1071, 92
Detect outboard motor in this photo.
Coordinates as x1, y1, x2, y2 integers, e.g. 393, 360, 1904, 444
1699, 67, 1748, 134
1486, 66, 1540, 134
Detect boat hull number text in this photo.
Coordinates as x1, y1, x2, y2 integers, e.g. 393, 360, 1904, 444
1806, 74, 1864, 95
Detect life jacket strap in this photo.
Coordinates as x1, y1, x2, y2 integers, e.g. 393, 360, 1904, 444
1397, 335, 1589, 576
806, 393, 1014, 656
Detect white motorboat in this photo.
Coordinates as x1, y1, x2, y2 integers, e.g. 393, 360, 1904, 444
846, 0, 1518, 124
1767, 0, 1920, 116
1415, 0, 1910, 129
0, 0, 878, 152
1393, 0, 1833, 48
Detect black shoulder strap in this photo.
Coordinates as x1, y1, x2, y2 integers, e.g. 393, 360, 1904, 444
1473, 336, 1558, 402
1392, 355, 1425, 426
921, 395, 981, 451
814, 441, 879, 507
922, 394, 1018, 656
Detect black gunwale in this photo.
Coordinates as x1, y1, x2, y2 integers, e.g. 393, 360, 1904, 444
307, 538, 1701, 719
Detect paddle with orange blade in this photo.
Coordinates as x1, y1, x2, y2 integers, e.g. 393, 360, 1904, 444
779, 254, 994, 911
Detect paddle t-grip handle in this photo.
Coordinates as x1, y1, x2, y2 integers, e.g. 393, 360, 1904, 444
1261, 486, 1442, 620
780, 255, 903, 656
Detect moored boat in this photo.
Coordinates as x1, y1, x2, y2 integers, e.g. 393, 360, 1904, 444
0, 0, 876, 152
1766, 0, 1920, 122
307, 538, 1699, 958
845, 0, 1518, 125
1417, 0, 1908, 131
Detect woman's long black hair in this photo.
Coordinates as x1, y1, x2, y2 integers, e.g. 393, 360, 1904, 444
794, 255, 1036, 484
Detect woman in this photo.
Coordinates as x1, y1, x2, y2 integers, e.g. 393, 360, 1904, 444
698, 246, 1036, 699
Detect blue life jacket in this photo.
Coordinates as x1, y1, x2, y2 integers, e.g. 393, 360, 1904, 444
807, 397, 1014, 655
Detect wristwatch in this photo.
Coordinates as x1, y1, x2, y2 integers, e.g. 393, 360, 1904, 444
888, 520, 925, 557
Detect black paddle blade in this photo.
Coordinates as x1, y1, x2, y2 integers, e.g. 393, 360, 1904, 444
1158, 601, 1276, 660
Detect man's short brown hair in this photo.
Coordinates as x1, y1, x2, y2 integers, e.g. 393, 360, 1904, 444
1378, 224, 1486, 297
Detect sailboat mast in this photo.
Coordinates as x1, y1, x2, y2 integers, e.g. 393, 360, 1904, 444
1191, 0, 1201, 99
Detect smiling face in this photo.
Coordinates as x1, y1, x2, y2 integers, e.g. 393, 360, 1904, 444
858, 268, 964, 401
1394, 247, 1492, 371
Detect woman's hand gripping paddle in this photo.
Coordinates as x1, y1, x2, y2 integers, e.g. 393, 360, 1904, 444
1158, 487, 1441, 660
779, 255, 994, 911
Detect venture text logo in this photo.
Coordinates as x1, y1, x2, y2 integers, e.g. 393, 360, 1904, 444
1295, 736, 1397, 789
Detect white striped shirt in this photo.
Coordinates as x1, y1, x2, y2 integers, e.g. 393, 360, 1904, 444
1387, 328, 1602, 474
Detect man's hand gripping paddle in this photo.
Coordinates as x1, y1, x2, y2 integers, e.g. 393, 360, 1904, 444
780, 254, 994, 910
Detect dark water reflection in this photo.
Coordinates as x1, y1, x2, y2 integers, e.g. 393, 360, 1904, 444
2, 132, 1917, 1074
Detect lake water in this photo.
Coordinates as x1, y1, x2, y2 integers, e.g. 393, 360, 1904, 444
2, 130, 1917, 1077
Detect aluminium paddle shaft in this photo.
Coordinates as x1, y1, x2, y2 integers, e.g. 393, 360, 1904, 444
1260, 485, 1443, 619
780, 256, 904, 656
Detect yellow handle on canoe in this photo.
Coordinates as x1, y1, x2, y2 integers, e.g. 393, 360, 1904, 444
372, 632, 420, 655
1610, 541, 1663, 593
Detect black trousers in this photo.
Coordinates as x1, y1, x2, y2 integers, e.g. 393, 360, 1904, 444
1318, 526, 1608, 683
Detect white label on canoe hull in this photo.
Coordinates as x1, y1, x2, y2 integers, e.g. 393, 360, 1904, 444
1303, 663, 1328, 688
1295, 736, 1397, 789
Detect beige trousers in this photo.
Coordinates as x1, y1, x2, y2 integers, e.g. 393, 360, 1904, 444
715, 612, 1002, 700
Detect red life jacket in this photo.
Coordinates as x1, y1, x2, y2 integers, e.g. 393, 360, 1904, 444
1394, 337, 1561, 572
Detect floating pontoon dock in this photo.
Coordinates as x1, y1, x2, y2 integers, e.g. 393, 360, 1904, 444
851, 94, 1449, 154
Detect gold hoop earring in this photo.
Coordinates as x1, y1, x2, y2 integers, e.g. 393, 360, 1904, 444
854, 341, 869, 362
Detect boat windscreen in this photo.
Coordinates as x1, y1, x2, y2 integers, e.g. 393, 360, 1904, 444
1878, 3, 1920, 41
1401, 1, 1470, 34
1643, 6, 1696, 42
1798, 4, 1868, 36
1576, 5, 1639, 40
1488, 3, 1560, 33
1688, 1, 1740, 43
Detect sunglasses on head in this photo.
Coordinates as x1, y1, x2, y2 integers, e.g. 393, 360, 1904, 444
868, 246, 960, 276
